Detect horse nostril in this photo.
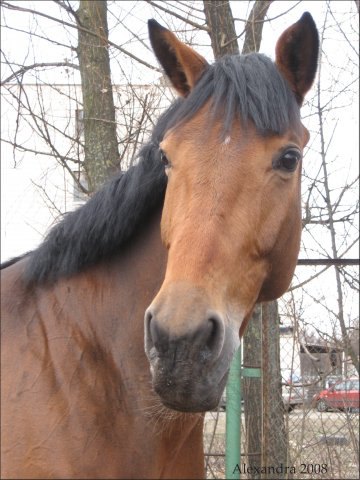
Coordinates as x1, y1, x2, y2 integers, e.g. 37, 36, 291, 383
144, 307, 169, 355
204, 313, 225, 359
144, 307, 155, 353
207, 317, 219, 350
145, 306, 225, 362
145, 308, 153, 328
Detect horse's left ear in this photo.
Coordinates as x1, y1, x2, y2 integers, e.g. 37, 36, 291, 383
148, 19, 208, 97
275, 12, 319, 105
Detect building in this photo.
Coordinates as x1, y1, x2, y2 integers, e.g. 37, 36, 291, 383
1, 82, 173, 261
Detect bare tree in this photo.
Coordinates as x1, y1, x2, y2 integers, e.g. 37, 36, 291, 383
76, 0, 119, 192
294, 2, 359, 375
1, 0, 170, 198
203, 0, 239, 58
241, 0, 273, 54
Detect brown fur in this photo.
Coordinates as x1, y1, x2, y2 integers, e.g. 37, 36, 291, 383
1, 211, 205, 479
153, 109, 308, 335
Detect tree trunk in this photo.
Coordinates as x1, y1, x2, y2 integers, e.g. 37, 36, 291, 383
243, 305, 262, 478
261, 302, 289, 478
76, 0, 119, 192
242, 1, 273, 54
203, 1, 239, 59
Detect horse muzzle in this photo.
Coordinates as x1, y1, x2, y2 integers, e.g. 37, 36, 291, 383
144, 285, 239, 412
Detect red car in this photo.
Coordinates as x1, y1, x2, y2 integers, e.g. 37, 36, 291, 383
314, 378, 359, 412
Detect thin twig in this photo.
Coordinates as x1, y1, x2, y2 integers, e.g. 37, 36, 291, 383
1, 1, 160, 72
145, 0, 209, 31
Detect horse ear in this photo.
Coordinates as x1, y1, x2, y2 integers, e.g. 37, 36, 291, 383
148, 19, 208, 97
275, 12, 319, 105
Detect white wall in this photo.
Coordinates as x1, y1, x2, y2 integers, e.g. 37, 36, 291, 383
1, 83, 172, 261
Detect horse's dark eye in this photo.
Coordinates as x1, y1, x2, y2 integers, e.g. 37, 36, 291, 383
160, 149, 170, 168
273, 149, 301, 172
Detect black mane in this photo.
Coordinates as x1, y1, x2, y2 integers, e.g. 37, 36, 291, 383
23, 104, 173, 285
168, 53, 301, 135
22, 53, 300, 285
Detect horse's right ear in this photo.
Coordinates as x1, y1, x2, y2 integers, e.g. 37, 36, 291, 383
275, 12, 319, 105
148, 19, 208, 97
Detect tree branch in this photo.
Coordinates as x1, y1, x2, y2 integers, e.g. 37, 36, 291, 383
241, 0, 273, 54
145, 0, 209, 31
1, 1, 160, 72
1, 62, 79, 85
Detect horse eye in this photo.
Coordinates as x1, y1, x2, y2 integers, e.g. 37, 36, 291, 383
273, 149, 301, 173
159, 149, 170, 168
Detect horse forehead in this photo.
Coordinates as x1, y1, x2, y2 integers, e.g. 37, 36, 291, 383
164, 106, 306, 155
162, 118, 248, 160
165, 124, 303, 168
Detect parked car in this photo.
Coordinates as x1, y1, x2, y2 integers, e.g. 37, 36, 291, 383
313, 377, 359, 412
283, 385, 305, 412
325, 375, 343, 389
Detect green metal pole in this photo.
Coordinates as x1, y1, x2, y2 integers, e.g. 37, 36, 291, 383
225, 345, 242, 479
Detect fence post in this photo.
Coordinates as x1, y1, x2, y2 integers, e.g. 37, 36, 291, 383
225, 345, 242, 479
226, 342, 262, 479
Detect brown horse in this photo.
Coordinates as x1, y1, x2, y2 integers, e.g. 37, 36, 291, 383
1, 14, 318, 479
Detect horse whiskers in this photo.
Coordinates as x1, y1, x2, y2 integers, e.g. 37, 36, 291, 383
136, 389, 202, 436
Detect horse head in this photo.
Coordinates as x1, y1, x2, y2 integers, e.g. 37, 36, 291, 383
145, 14, 318, 412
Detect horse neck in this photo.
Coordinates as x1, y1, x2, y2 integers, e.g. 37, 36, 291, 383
55, 207, 167, 352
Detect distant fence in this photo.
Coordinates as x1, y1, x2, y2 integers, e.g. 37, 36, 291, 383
204, 321, 359, 479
